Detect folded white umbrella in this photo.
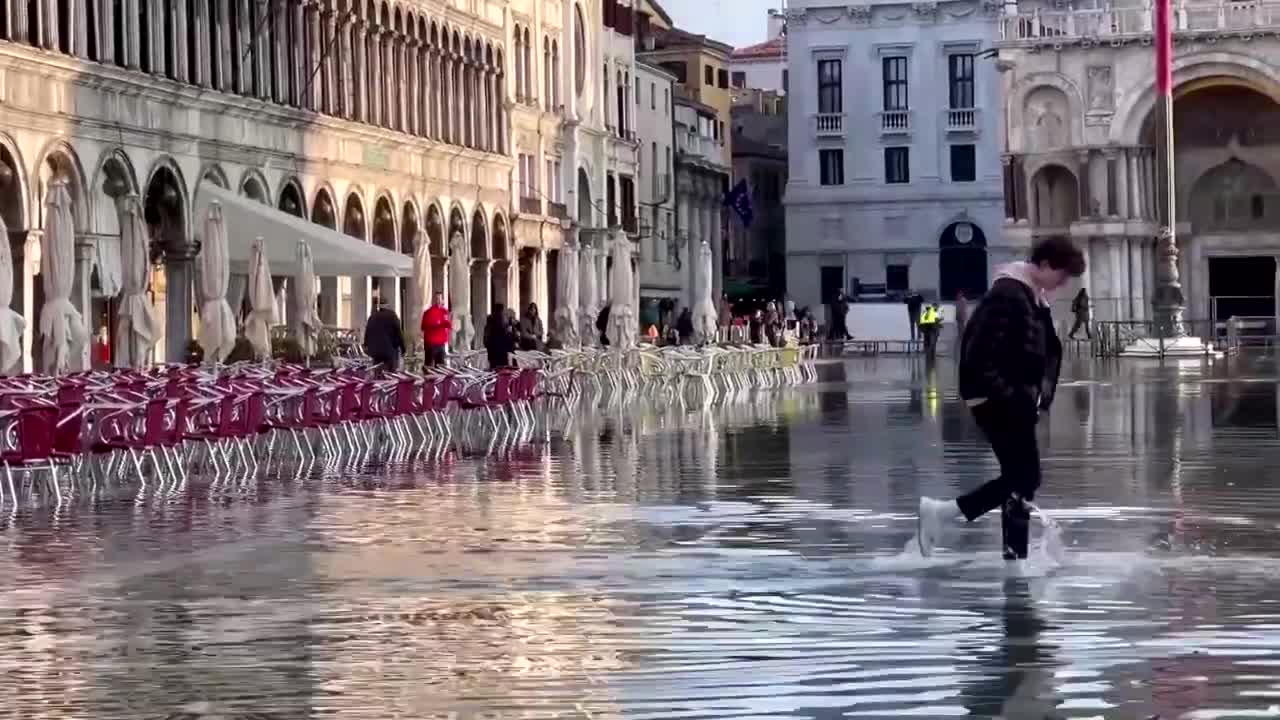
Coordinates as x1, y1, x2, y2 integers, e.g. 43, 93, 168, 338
607, 234, 635, 349
40, 181, 87, 374
693, 240, 718, 344
198, 201, 237, 362
409, 236, 432, 350
579, 242, 597, 346
553, 241, 579, 347
447, 231, 473, 350
245, 236, 276, 360
0, 215, 24, 374
115, 194, 158, 368
293, 239, 319, 358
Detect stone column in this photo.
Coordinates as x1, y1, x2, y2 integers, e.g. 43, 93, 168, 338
322, 11, 337, 112
478, 65, 490, 152
254, 0, 270, 98
289, 1, 303, 104
1106, 237, 1123, 321
1146, 150, 1158, 220
1012, 156, 1027, 222
73, 0, 88, 58
190, 0, 208, 87
355, 21, 367, 122
339, 16, 352, 118
306, 6, 321, 110
272, 1, 288, 101
98, 0, 115, 64
710, 200, 723, 301
1130, 237, 1147, 322
1001, 155, 1016, 221
1116, 148, 1130, 219
217, 0, 232, 90
443, 53, 455, 144
369, 30, 383, 126
72, 234, 95, 370
174, 0, 189, 81
1128, 151, 1141, 220
1077, 150, 1093, 218
165, 242, 196, 365
236, 0, 251, 94
407, 40, 419, 135
151, 0, 165, 71
427, 49, 439, 139
1103, 149, 1118, 217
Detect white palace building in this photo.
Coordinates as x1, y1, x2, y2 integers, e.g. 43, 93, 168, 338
997, 0, 1280, 327
0, 0, 525, 369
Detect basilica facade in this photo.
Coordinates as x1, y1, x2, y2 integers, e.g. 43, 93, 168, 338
998, 0, 1280, 328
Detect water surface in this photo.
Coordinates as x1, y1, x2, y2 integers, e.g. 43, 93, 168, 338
3, 355, 1280, 718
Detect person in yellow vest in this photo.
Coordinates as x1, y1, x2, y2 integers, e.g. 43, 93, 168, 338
918, 303, 942, 359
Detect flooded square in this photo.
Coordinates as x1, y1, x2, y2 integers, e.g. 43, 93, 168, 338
2, 355, 1280, 718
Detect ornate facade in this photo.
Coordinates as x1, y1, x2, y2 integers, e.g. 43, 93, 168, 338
0, 0, 513, 366
998, 0, 1280, 327
783, 0, 1005, 322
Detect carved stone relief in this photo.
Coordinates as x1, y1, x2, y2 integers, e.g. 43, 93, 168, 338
1086, 65, 1114, 112
912, 1, 939, 22
848, 4, 872, 23
1024, 86, 1072, 152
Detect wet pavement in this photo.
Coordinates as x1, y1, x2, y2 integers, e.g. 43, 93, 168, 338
4, 354, 1280, 718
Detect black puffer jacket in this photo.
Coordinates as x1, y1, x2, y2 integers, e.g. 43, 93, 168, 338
959, 275, 1062, 416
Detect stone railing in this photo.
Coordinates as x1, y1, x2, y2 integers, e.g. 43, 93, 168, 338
1000, 1, 1280, 44
878, 109, 912, 134
813, 112, 845, 137
946, 107, 979, 132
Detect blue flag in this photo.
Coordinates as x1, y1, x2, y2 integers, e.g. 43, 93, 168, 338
724, 179, 754, 229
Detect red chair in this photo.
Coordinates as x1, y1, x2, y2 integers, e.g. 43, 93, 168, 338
2, 402, 71, 504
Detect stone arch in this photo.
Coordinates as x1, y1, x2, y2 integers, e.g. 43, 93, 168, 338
238, 168, 271, 204
1009, 73, 1085, 154
91, 149, 138, 237
142, 155, 190, 234
277, 177, 306, 218
573, 2, 588, 98
1189, 158, 1279, 232
311, 184, 338, 228
371, 191, 398, 251
470, 203, 488, 260
1029, 164, 1080, 228
343, 191, 367, 241
577, 166, 593, 226
447, 202, 467, 250
0, 133, 30, 233
938, 220, 988, 300
33, 139, 90, 231
1114, 50, 1280, 145
400, 198, 420, 255
1022, 85, 1073, 154
424, 201, 445, 255
196, 163, 229, 190
491, 211, 508, 261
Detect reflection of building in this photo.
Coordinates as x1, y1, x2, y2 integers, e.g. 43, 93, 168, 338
0, 0, 517, 365
783, 0, 1004, 318
998, 1, 1280, 327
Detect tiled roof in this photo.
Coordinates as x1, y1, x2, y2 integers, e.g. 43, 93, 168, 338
732, 37, 784, 60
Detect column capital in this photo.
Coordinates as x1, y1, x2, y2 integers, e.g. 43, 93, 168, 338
1076, 149, 1091, 164
1101, 147, 1118, 160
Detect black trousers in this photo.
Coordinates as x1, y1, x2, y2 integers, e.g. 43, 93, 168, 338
426, 344, 447, 366
957, 401, 1041, 559
1067, 316, 1092, 339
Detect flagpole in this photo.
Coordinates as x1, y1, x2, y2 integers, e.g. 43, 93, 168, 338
1153, 0, 1185, 337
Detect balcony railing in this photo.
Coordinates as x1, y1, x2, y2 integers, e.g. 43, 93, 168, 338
547, 201, 568, 219
879, 109, 912, 134
651, 173, 673, 203
946, 107, 979, 132
999, 1, 1280, 44
813, 112, 845, 137
520, 196, 543, 215
676, 130, 720, 161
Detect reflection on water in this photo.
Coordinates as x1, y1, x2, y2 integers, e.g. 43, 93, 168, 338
8, 356, 1280, 716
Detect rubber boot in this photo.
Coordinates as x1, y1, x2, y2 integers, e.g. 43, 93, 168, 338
1001, 495, 1031, 560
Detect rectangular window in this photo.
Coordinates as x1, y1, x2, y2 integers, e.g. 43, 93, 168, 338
819, 149, 844, 186
731, 71, 746, 88
817, 59, 841, 114
704, 64, 714, 86
782, 68, 789, 93
664, 88, 670, 113
882, 56, 908, 111
717, 68, 729, 89
950, 144, 976, 182
650, 82, 656, 109
884, 147, 910, 184
635, 76, 641, 104
886, 264, 910, 293
661, 61, 687, 84
545, 159, 554, 201
948, 54, 975, 109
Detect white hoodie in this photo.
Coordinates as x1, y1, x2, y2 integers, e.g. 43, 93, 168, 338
991, 261, 1050, 307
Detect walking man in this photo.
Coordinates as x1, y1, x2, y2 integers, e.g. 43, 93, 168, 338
363, 297, 406, 372
905, 290, 924, 341
916, 235, 1085, 560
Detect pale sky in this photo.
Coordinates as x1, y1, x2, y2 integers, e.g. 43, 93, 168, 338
660, 0, 785, 49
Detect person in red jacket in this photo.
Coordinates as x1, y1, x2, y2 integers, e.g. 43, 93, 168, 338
421, 291, 452, 366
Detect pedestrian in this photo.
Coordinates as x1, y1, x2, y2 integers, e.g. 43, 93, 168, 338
363, 297, 406, 371
483, 303, 516, 369
1068, 287, 1092, 340
519, 302, 545, 351
676, 307, 694, 345
827, 290, 850, 342
954, 291, 969, 341
905, 290, 924, 341
916, 235, 1086, 561
919, 302, 942, 359
420, 291, 452, 367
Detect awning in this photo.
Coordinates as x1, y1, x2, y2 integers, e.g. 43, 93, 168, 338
194, 185, 413, 278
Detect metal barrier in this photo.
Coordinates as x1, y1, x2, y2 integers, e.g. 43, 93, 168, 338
1094, 319, 1220, 357
1225, 316, 1280, 352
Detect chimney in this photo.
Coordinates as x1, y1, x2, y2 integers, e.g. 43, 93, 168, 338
767, 8, 785, 40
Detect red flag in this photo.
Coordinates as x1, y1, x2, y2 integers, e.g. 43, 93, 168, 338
1155, 0, 1173, 95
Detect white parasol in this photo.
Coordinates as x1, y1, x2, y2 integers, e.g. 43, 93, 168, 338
197, 201, 237, 362
553, 240, 579, 347
409, 232, 432, 351
115, 194, 158, 368
578, 241, 597, 346
606, 232, 635, 349
692, 240, 718, 344
39, 181, 88, 374
293, 239, 319, 358
244, 236, 276, 360
0, 215, 24, 374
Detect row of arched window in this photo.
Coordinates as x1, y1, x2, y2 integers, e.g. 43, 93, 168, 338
0, 0, 507, 154
513, 23, 562, 110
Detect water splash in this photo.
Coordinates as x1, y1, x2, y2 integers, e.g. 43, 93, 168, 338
1027, 501, 1067, 568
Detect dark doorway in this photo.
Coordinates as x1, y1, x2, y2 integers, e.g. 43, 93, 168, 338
939, 221, 988, 300
820, 265, 843, 304
1209, 256, 1274, 322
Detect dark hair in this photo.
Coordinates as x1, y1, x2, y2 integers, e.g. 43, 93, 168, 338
1030, 235, 1086, 277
